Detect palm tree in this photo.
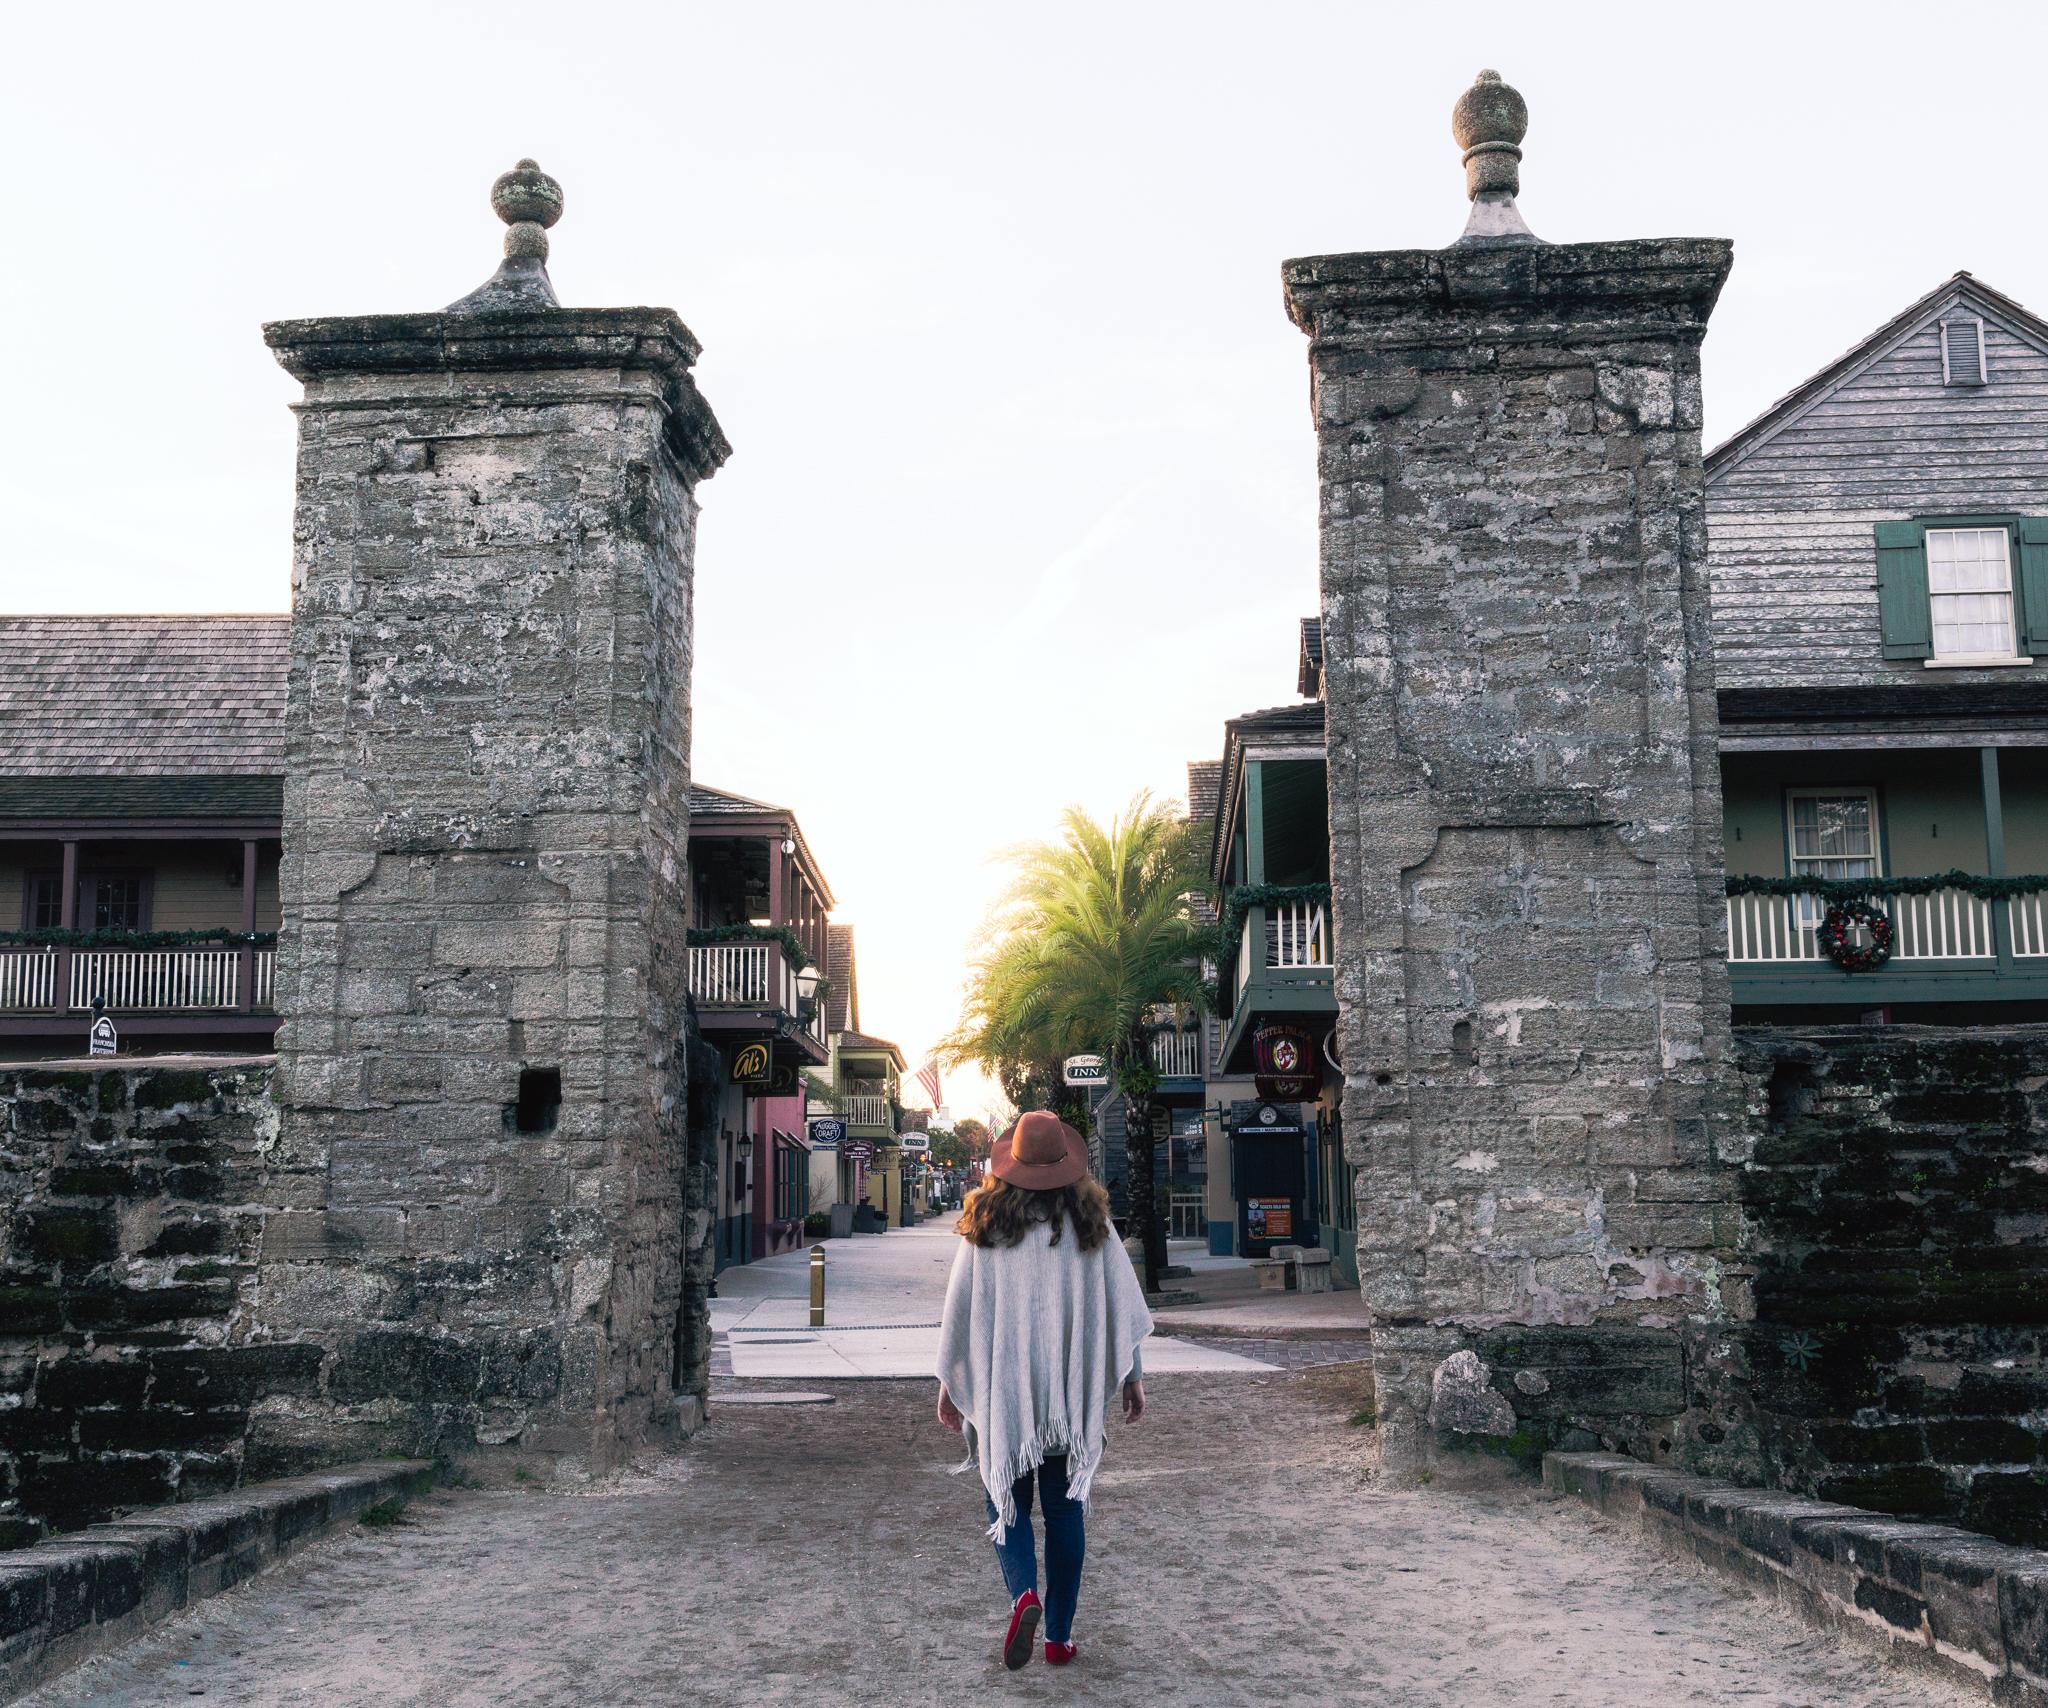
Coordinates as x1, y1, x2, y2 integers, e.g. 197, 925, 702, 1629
939, 794, 1212, 1292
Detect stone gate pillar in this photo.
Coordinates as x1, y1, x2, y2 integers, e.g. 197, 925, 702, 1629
1284, 77, 1741, 1475
256, 162, 729, 1478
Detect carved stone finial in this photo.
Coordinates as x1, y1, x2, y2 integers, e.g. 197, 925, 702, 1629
1449, 71, 1543, 249
447, 159, 564, 314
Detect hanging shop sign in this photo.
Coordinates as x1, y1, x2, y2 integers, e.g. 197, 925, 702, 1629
809, 1117, 846, 1150
730, 1042, 773, 1087
1062, 1055, 1108, 1086
1253, 1021, 1321, 1102
1234, 1103, 1302, 1136
900, 1134, 930, 1152
770, 1062, 801, 1096
841, 1138, 876, 1163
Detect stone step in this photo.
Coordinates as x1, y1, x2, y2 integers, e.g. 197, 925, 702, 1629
1145, 1288, 1201, 1308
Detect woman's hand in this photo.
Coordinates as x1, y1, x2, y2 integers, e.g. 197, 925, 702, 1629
1121, 1379, 1145, 1425
936, 1384, 964, 1434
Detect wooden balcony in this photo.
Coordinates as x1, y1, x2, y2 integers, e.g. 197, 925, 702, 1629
1727, 886, 2048, 1006
842, 1094, 893, 1131
1218, 900, 1338, 1074
1150, 1031, 1202, 1078
686, 941, 827, 1048
0, 944, 276, 1014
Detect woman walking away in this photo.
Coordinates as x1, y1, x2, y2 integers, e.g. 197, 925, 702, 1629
935, 1112, 1152, 1672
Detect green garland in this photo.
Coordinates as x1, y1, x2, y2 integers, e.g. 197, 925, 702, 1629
686, 923, 813, 972
1214, 883, 1332, 960
1727, 870, 2048, 903
0, 928, 278, 950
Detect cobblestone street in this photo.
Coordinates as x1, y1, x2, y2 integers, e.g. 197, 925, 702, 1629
22, 1227, 1982, 1707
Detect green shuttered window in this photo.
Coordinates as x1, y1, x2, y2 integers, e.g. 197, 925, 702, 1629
1875, 521, 1931, 658
2021, 520, 2048, 656
1875, 516, 2048, 663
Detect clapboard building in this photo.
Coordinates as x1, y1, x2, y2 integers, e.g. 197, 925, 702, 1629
1709, 271, 2048, 1020
0, 617, 286, 1058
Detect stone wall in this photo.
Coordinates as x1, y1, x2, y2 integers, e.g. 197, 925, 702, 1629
1686, 1026, 2048, 1546
0, 1063, 288, 1543
1284, 237, 1744, 1472
258, 309, 729, 1480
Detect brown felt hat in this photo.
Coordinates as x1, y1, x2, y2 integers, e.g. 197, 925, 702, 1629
990, 1110, 1089, 1191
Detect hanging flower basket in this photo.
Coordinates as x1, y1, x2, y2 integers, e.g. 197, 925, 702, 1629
1817, 900, 1894, 973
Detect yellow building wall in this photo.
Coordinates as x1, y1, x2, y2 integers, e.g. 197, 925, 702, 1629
0, 843, 279, 934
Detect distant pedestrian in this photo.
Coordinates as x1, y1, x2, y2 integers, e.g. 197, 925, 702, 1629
935, 1112, 1152, 1671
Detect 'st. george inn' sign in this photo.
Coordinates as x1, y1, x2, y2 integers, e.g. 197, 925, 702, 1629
1062, 1054, 1107, 1086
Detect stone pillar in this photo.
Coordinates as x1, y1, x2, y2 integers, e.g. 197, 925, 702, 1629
257, 161, 730, 1480
1284, 76, 1740, 1476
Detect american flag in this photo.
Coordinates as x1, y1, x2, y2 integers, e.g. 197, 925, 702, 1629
915, 1058, 943, 1108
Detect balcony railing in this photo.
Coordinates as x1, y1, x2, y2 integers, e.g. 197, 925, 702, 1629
2010, 894, 2048, 958
1236, 902, 1333, 999
0, 950, 57, 1010
686, 942, 827, 1043
1150, 1032, 1201, 1077
0, 945, 277, 1012
1726, 890, 2017, 963
688, 943, 772, 1004
843, 1094, 892, 1129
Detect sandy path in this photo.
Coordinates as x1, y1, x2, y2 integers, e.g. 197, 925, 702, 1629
27, 1366, 1975, 1707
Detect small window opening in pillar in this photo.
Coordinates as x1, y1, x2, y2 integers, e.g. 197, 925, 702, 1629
1451, 1019, 1475, 1066
512, 1068, 562, 1134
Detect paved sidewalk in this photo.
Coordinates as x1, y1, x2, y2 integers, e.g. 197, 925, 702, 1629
711, 1218, 1281, 1378
25, 1369, 1978, 1707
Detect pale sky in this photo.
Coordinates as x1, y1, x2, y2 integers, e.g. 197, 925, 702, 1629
5, 1, 2043, 1122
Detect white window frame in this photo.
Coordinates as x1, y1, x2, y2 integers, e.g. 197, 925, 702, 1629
1939, 316, 1988, 388
1924, 525, 2028, 668
1785, 787, 1882, 929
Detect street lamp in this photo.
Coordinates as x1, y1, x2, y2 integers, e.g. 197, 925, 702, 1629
736, 1133, 753, 1163
793, 966, 822, 1018
780, 837, 796, 856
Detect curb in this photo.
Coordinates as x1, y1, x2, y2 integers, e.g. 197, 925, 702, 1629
0, 1458, 435, 1702
1544, 1451, 2048, 1703
1149, 1322, 1374, 1341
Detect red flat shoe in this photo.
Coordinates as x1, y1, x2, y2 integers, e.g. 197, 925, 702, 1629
1045, 1640, 1078, 1666
1002, 1592, 1042, 1670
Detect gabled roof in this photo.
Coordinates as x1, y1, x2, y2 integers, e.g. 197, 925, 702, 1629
1297, 617, 1324, 699
837, 1030, 905, 1070
1185, 760, 1222, 825
1707, 271, 2048, 482
0, 616, 288, 777
686, 782, 835, 909
1209, 702, 1327, 887
826, 922, 858, 1034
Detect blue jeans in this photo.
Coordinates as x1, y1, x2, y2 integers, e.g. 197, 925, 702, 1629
986, 1455, 1085, 1644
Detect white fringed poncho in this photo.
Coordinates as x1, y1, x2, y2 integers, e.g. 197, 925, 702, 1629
936, 1220, 1154, 1543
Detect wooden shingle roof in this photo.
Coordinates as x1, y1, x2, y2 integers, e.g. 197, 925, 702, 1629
0, 616, 288, 777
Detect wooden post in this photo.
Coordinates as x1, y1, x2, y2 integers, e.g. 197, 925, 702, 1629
809, 1244, 825, 1327
56, 840, 77, 1016
1984, 747, 2015, 971
239, 839, 258, 1013
1245, 761, 1266, 885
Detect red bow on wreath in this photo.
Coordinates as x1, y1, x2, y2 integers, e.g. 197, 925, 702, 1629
1818, 900, 1895, 973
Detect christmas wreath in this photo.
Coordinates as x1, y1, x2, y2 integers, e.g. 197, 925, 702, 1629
1817, 900, 1894, 973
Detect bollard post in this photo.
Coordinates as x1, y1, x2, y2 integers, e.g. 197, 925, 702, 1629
809, 1244, 826, 1328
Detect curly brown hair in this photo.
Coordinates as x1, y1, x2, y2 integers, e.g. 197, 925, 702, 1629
957, 1175, 1114, 1253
